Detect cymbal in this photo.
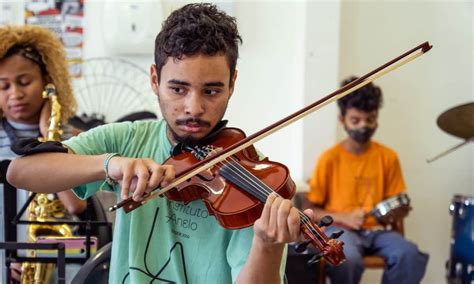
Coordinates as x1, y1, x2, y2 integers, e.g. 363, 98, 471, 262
437, 102, 474, 139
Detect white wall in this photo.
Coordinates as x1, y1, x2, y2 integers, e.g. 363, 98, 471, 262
228, 0, 308, 179
338, 1, 473, 283
303, 0, 341, 182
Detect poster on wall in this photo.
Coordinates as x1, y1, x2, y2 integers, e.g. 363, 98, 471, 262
0, 3, 16, 25
25, 0, 84, 77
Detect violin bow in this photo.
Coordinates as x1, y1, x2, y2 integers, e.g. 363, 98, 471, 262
110, 41, 432, 213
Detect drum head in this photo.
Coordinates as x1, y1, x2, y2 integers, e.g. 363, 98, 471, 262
371, 194, 411, 225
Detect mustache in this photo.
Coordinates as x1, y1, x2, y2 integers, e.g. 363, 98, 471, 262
175, 117, 211, 127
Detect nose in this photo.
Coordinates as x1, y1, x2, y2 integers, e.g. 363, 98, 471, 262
360, 121, 368, 128
9, 84, 25, 100
184, 93, 204, 116
361, 119, 377, 129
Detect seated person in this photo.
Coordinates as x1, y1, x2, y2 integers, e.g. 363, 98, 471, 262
305, 76, 429, 284
0, 25, 87, 282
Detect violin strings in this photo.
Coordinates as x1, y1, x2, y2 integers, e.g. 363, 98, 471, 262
219, 158, 324, 243
214, 156, 324, 243
192, 146, 324, 244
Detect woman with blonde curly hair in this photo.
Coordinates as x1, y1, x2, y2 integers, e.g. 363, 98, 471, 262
0, 25, 85, 283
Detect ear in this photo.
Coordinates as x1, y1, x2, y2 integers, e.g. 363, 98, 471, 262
229, 69, 238, 97
43, 74, 52, 85
150, 64, 159, 96
338, 114, 344, 124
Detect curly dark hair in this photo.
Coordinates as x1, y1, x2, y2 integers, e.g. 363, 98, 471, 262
4, 45, 47, 75
0, 25, 76, 121
337, 76, 383, 116
154, 3, 242, 83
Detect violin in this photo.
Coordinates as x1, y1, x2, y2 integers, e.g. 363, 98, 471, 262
109, 41, 433, 266
133, 126, 345, 265
165, 127, 345, 265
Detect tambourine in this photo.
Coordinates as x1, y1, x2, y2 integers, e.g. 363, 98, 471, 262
370, 193, 411, 225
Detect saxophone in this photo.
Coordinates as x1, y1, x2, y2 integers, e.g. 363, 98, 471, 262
21, 84, 74, 284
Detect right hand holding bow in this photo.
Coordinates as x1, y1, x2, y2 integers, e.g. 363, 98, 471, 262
106, 156, 175, 201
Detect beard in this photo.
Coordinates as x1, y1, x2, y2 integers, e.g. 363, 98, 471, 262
169, 128, 200, 145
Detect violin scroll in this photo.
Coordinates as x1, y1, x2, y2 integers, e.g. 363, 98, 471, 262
296, 214, 345, 266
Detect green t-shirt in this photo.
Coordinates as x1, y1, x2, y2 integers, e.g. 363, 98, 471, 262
63, 120, 286, 283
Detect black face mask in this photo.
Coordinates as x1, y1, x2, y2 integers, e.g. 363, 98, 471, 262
345, 126, 376, 144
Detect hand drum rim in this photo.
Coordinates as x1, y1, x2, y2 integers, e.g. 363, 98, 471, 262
371, 193, 411, 225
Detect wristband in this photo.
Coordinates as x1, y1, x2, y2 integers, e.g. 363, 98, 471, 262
104, 153, 121, 186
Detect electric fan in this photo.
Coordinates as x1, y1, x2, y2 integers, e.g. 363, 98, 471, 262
71, 57, 160, 130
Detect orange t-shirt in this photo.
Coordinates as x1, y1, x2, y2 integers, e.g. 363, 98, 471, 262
306, 141, 406, 229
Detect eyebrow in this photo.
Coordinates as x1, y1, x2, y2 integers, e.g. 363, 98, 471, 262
0, 73, 32, 80
168, 79, 190, 86
167, 79, 225, 87
204, 82, 225, 87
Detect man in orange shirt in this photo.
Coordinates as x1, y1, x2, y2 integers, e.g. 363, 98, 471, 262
306, 76, 428, 284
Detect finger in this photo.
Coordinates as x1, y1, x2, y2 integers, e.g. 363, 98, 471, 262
121, 165, 133, 200
133, 165, 151, 201
276, 199, 292, 240
287, 207, 301, 240
260, 192, 278, 227
143, 159, 163, 183
354, 220, 363, 230
302, 208, 315, 223
160, 165, 175, 187
145, 164, 165, 193
129, 177, 139, 191
269, 194, 283, 229
121, 181, 130, 200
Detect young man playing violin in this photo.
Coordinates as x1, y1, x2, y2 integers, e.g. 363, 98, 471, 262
306, 76, 428, 284
7, 3, 314, 283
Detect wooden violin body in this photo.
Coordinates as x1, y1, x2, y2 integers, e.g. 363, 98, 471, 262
164, 127, 296, 229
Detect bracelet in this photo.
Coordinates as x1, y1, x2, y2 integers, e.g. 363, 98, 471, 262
104, 153, 121, 186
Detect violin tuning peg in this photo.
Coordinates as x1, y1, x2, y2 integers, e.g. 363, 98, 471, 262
318, 215, 334, 227
307, 252, 325, 266
329, 229, 344, 239
294, 239, 312, 253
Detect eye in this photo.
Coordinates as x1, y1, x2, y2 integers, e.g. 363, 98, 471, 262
0, 82, 10, 91
169, 86, 185, 95
350, 118, 360, 124
19, 79, 31, 86
204, 89, 220, 96
18, 75, 33, 86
